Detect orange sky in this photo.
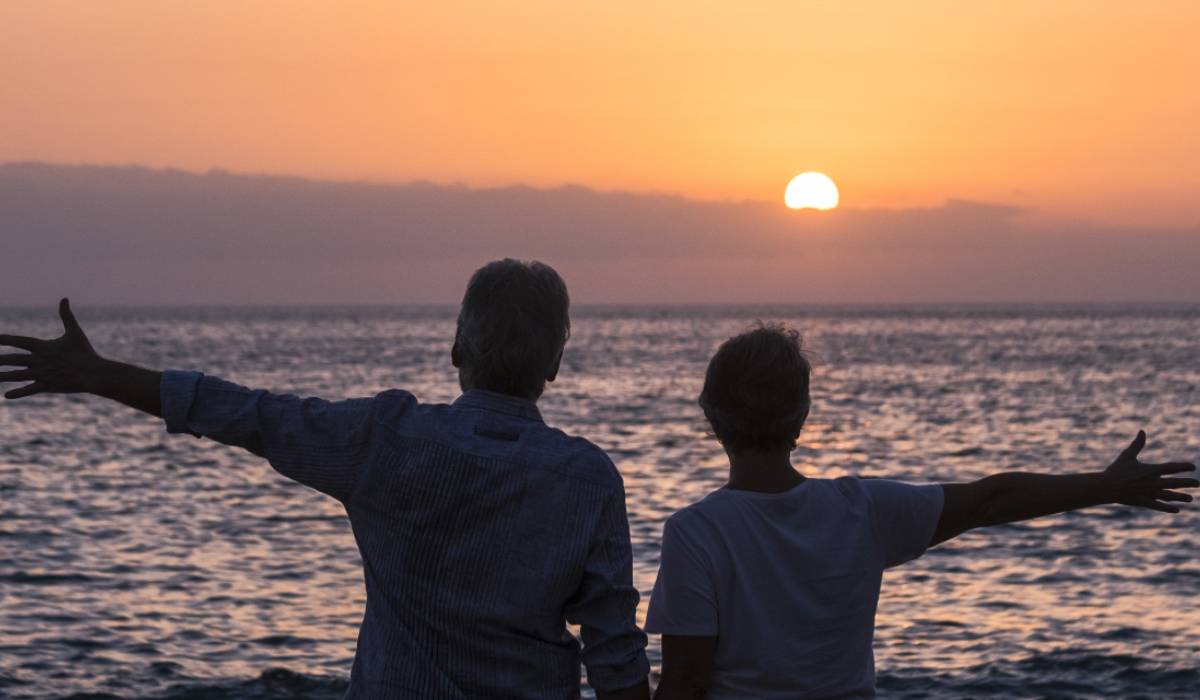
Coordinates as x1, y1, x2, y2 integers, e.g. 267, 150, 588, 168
3, 1, 1198, 226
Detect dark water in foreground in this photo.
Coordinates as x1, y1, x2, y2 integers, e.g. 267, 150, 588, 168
1, 305, 1198, 699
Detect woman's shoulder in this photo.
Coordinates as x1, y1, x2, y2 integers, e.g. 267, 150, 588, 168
663, 488, 743, 536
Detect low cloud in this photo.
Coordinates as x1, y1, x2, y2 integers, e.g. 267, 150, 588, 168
1, 163, 1196, 304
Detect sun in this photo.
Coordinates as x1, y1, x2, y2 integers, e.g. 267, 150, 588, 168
784, 172, 839, 210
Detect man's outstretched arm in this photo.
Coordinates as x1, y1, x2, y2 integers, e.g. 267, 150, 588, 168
0, 299, 161, 414
1, 299, 376, 502
933, 431, 1197, 546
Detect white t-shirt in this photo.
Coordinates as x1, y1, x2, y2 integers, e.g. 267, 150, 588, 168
645, 477, 944, 699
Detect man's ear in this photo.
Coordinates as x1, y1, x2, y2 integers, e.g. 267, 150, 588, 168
451, 339, 462, 368
545, 348, 563, 383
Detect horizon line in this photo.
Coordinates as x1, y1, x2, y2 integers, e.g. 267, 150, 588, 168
1, 300, 1198, 310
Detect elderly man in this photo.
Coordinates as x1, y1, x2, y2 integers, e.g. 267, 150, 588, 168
0, 259, 650, 699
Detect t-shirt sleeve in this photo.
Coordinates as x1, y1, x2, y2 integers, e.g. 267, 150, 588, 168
862, 479, 945, 569
644, 515, 719, 637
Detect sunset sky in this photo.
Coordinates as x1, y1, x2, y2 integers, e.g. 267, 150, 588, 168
2, 2, 1199, 303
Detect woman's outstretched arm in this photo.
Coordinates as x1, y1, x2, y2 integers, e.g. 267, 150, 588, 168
933, 431, 1197, 546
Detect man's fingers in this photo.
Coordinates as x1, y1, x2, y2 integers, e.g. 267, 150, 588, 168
0, 370, 35, 383
4, 382, 46, 400
59, 298, 83, 335
0, 354, 36, 367
0, 335, 43, 352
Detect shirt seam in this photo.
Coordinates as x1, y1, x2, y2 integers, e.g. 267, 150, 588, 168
369, 414, 619, 489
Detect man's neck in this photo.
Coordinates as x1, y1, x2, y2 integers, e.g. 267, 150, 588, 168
460, 385, 540, 404
725, 448, 806, 494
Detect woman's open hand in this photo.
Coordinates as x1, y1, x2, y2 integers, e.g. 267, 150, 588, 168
1102, 431, 1198, 513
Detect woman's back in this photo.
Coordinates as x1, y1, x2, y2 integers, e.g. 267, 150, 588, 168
646, 476, 942, 699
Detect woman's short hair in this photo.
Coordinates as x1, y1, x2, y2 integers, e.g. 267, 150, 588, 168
455, 259, 571, 400
699, 323, 812, 452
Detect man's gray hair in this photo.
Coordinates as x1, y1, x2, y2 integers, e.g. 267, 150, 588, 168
455, 259, 571, 400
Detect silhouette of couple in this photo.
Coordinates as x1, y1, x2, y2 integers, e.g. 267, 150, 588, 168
2, 259, 1195, 699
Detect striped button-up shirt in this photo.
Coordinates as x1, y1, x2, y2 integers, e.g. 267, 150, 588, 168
161, 371, 649, 698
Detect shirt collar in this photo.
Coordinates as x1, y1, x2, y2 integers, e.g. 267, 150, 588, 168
452, 389, 543, 422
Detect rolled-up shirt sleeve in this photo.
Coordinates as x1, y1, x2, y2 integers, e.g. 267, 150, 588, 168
565, 481, 650, 692
160, 370, 374, 503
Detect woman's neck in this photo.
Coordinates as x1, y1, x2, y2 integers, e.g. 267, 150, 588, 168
725, 448, 806, 494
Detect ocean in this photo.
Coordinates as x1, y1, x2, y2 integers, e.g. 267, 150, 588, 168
1, 304, 1197, 699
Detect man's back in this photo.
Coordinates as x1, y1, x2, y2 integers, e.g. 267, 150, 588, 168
160, 372, 649, 698
348, 389, 644, 697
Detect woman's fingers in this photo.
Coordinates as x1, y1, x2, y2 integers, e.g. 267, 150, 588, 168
1137, 499, 1180, 514
0, 335, 44, 352
1150, 477, 1200, 490
1154, 489, 1194, 503
0, 354, 36, 367
4, 382, 46, 400
0, 370, 35, 383
1147, 462, 1198, 476
1121, 430, 1147, 460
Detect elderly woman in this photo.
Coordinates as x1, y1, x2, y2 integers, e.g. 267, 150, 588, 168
646, 323, 1196, 699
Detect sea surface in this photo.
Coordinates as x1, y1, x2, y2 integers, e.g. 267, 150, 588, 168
1, 305, 1198, 699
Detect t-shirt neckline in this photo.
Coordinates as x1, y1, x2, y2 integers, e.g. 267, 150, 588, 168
716, 478, 814, 500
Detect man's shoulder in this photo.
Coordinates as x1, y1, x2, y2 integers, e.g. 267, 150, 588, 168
372, 389, 492, 420
531, 426, 623, 489
366, 391, 622, 488
369, 387, 419, 406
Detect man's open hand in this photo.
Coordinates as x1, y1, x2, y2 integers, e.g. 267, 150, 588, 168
0, 298, 105, 399
1102, 430, 1198, 513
